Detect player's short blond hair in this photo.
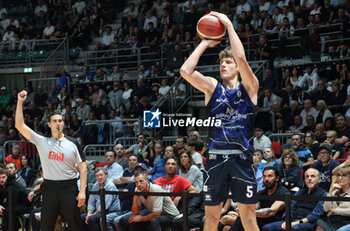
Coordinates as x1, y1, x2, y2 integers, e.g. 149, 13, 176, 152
219, 48, 237, 65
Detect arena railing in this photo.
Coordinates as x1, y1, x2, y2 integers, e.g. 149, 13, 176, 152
40, 37, 68, 79
88, 188, 350, 231
81, 118, 142, 145
26, 77, 71, 95
0, 38, 67, 68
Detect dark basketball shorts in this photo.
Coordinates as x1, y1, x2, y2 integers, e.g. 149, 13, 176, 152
203, 153, 258, 206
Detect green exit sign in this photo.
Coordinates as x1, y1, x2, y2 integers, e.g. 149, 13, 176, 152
24, 68, 32, 73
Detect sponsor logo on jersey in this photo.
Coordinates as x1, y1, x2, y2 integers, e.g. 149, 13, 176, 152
49, 151, 64, 161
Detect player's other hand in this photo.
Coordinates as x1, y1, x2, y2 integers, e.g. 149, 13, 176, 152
201, 39, 220, 48
209, 11, 232, 28
18, 90, 27, 103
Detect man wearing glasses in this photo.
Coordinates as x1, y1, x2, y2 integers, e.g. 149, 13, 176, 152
312, 143, 340, 191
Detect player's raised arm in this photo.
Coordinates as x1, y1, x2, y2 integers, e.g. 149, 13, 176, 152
180, 40, 218, 102
210, 11, 259, 104
15, 90, 32, 140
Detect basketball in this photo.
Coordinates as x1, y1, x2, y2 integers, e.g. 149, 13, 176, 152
197, 14, 226, 40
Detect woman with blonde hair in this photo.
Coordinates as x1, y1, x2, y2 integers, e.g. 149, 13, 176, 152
276, 149, 304, 190
315, 164, 350, 231
190, 130, 204, 151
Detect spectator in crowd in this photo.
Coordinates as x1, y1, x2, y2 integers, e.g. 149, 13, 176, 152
148, 145, 175, 182
334, 114, 350, 147
159, 78, 170, 96
301, 115, 316, 133
298, 65, 319, 93
315, 123, 327, 144
261, 87, 281, 113
231, 166, 290, 230
0, 86, 10, 109
114, 143, 129, 170
312, 80, 332, 106
131, 78, 151, 100
0, 167, 30, 230
288, 114, 305, 133
258, 147, 276, 172
276, 149, 304, 191
324, 130, 344, 160
76, 98, 91, 121
121, 81, 133, 107
186, 141, 204, 170
143, 10, 158, 30
17, 154, 33, 187
155, 156, 199, 206
109, 66, 122, 81
81, 167, 121, 231
291, 133, 315, 168
148, 141, 164, 167
96, 26, 114, 51
92, 84, 107, 107
78, 66, 94, 82
174, 136, 186, 157
303, 130, 319, 158
254, 126, 272, 152
189, 131, 204, 152
300, 99, 317, 126
114, 154, 139, 189
6, 161, 26, 187
253, 149, 265, 191
42, 20, 54, 39
125, 133, 149, 163
108, 82, 123, 111
179, 151, 203, 191
312, 143, 340, 191
119, 171, 179, 231
5, 144, 21, 169
330, 81, 347, 106
103, 150, 123, 182
92, 98, 107, 120
262, 168, 327, 230
315, 163, 350, 230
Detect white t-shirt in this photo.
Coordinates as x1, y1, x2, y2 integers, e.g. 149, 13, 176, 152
192, 152, 204, 170
73, 1, 86, 14
43, 25, 55, 37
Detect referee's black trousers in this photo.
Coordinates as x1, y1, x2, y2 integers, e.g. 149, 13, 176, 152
40, 179, 83, 231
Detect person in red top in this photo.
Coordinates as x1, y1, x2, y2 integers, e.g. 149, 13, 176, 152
154, 156, 199, 206
5, 144, 21, 169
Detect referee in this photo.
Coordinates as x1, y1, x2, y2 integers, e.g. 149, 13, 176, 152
15, 90, 87, 231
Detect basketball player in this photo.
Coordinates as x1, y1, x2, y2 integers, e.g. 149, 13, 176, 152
180, 12, 259, 231
15, 90, 87, 231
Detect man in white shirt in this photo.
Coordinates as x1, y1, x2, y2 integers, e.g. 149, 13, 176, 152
236, 0, 252, 17
42, 20, 54, 39
0, 13, 9, 30
298, 65, 319, 93
73, 0, 86, 14
300, 99, 318, 126
96, 26, 114, 50
34, 0, 47, 17
254, 127, 272, 152
143, 10, 158, 30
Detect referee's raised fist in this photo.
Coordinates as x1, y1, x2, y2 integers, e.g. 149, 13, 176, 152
18, 90, 27, 102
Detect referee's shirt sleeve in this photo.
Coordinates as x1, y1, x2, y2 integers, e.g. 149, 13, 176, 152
66, 136, 86, 162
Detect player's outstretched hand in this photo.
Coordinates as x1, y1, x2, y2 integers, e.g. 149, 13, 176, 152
201, 39, 220, 48
18, 90, 27, 103
209, 11, 232, 28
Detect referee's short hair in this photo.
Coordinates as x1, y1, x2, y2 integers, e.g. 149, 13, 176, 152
48, 111, 63, 122
94, 167, 108, 175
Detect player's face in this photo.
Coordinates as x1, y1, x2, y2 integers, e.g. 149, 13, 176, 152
48, 114, 64, 133
95, 170, 107, 185
305, 169, 321, 190
220, 57, 238, 80
135, 175, 149, 192
0, 174, 7, 186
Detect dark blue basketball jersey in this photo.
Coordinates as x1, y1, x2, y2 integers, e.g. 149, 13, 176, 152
207, 82, 255, 158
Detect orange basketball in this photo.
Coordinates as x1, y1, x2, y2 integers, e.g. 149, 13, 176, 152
197, 14, 225, 40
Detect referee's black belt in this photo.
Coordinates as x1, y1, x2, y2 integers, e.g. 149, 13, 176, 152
44, 178, 77, 184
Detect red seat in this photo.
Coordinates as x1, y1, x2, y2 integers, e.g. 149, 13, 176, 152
95, 162, 107, 168
123, 154, 129, 158
337, 151, 349, 164
271, 142, 281, 156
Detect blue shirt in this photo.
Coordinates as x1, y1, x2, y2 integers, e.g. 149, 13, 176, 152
258, 161, 276, 173
105, 162, 123, 180
88, 178, 120, 212
312, 159, 340, 191
148, 159, 166, 182
207, 82, 255, 158
296, 148, 313, 165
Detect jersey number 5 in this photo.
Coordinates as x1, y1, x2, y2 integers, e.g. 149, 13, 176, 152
246, 186, 253, 198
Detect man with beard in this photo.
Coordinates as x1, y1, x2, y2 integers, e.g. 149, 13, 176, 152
229, 166, 290, 230
262, 168, 326, 230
